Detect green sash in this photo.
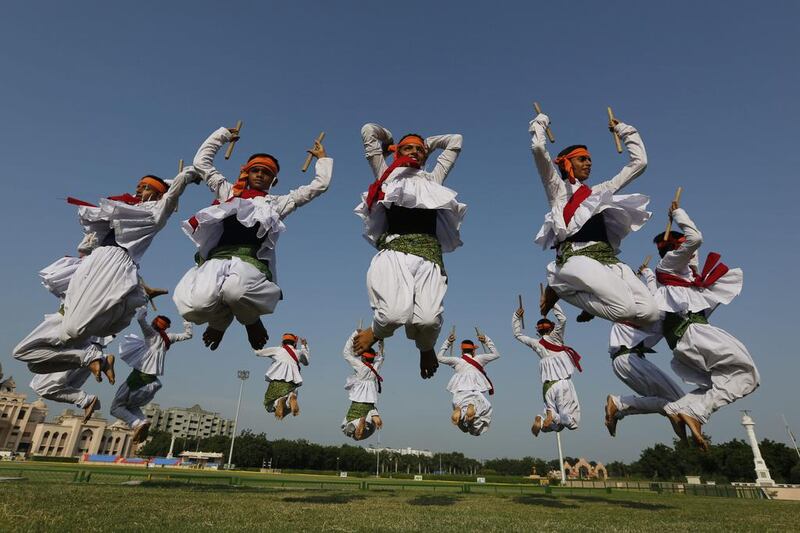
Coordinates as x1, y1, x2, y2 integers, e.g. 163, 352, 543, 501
542, 380, 559, 401
195, 244, 272, 281
611, 342, 657, 360
126, 369, 158, 391
377, 233, 445, 274
263, 380, 298, 411
663, 311, 709, 350
557, 241, 620, 268
345, 401, 375, 422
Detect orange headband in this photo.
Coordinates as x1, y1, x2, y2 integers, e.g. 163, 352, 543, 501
232, 156, 279, 197
553, 148, 591, 184
139, 176, 167, 194
282, 333, 298, 343
152, 317, 170, 331
388, 135, 426, 154
461, 341, 476, 351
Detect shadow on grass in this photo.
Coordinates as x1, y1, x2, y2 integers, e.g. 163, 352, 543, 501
138, 480, 271, 494
283, 493, 368, 504
512, 495, 579, 509
407, 495, 460, 506
567, 495, 674, 511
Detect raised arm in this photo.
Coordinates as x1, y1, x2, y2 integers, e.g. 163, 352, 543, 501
529, 114, 563, 207
512, 311, 539, 349
426, 134, 463, 185
342, 333, 362, 369
594, 121, 648, 194
549, 303, 567, 345
192, 127, 235, 201
361, 123, 392, 179
135, 307, 156, 339
639, 267, 658, 295
168, 321, 194, 343
153, 167, 200, 227
273, 156, 333, 219
298, 340, 310, 366
253, 347, 280, 359
436, 336, 459, 367
474, 336, 500, 365
658, 208, 703, 274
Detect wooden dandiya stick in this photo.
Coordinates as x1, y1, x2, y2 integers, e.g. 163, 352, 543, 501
518, 294, 525, 329
358, 319, 363, 331
663, 187, 683, 240
449, 325, 456, 356
301, 131, 326, 172
607, 107, 623, 154
533, 102, 555, 143
474, 326, 488, 352
638, 255, 652, 275
224, 120, 243, 160
178, 159, 184, 173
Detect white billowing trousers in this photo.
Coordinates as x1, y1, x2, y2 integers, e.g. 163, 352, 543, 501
611, 353, 684, 419
542, 379, 580, 432
61, 246, 145, 342
453, 390, 492, 436
174, 257, 282, 331
110, 379, 162, 428
30, 367, 97, 408
664, 323, 759, 424
547, 255, 659, 327
14, 314, 103, 374
367, 250, 447, 351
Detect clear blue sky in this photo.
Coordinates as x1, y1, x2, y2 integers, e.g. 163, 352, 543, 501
2, 1, 798, 463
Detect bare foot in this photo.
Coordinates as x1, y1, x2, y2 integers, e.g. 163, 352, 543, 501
577, 310, 595, 323
245, 319, 268, 350
666, 414, 688, 444
543, 409, 555, 430
203, 326, 225, 350
451, 407, 461, 425
540, 285, 559, 316
465, 404, 476, 422
419, 349, 438, 379
289, 394, 300, 416
102, 355, 116, 385
531, 415, 543, 437
132, 422, 151, 444
274, 397, 287, 420
88, 360, 103, 383
354, 328, 377, 354
372, 415, 383, 430
605, 395, 619, 437
680, 413, 708, 451
83, 396, 99, 423
355, 417, 367, 440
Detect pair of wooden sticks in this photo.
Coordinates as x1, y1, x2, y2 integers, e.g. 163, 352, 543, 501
532, 102, 623, 154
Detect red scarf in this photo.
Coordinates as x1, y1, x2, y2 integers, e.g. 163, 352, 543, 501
284, 344, 301, 372
538, 338, 583, 372
363, 361, 383, 393
461, 354, 494, 395
562, 184, 592, 226
187, 189, 268, 231
67, 193, 141, 208
656, 252, 729, 289
365, 156, 421, 212
156, 328, 171, 350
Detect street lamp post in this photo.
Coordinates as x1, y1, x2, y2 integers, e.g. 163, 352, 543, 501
227, 370, 250, 469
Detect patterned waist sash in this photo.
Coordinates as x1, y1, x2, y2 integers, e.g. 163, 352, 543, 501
195, 244, 273, 280
378, 233, 445, 274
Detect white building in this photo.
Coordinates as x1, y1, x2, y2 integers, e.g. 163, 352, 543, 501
366, 446, 434, 458
143, 403, 234, 439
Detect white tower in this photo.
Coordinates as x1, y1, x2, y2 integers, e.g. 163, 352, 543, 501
740, 411, 775, 486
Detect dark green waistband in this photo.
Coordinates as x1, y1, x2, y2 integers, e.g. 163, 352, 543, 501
663, 311, 709, 350
195, 244, 273, 280
611, 342, 657, 360
126, 369, 158, 391
557, 241, 620, 268
542, 380, 559, 401
377, 233, 445, 274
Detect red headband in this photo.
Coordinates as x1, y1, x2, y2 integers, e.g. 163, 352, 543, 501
554, 148, 591, 184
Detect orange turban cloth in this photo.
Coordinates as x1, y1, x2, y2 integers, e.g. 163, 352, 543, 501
282, 333, 298, 344
232, 156, 279, 197
461, 340, 477, 351
387, 135, 426, 162
554, 147, 591, 184
138, 176, 168, 194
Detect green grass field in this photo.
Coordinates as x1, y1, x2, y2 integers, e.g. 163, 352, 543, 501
1, 463, 797, 532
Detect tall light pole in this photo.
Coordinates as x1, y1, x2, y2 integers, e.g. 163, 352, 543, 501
227, 370, 249, 469
782, 414, 800, 460
556, 432, 566, 484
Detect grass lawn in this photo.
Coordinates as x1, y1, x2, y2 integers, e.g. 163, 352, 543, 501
1, 480, 797, 532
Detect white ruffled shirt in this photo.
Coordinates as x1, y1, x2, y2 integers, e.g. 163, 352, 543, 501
654, 208, 743, 316
76, 168, 197, 264
354, 123, 467, 253
437, 336, 499, 394
342, 332, 383, 404
255, 343, 310, 385
119, 308, 193, 376
188, 127, 333, 282
530, 114, 650, 252
512, 303, 576, 382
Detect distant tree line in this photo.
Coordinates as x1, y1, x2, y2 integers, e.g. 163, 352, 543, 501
139, 429, 800, 483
